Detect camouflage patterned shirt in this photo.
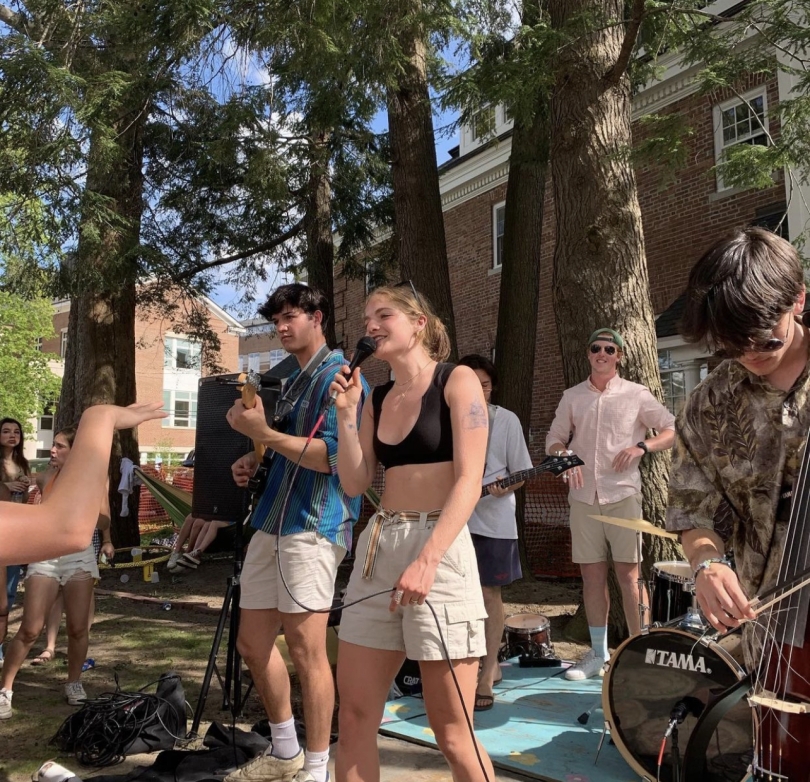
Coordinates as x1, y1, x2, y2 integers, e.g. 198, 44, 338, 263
666, 352, 810, 606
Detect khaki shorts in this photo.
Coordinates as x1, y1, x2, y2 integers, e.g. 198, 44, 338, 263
569, 494, 642, 564
339, 510, 487, 661
240, 529, 346, 613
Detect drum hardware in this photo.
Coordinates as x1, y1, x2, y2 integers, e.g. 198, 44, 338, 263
577, 697, 602, 725
651, 561, 698, 627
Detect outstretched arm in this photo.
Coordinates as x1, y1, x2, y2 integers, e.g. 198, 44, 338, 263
0, 403, 166, 565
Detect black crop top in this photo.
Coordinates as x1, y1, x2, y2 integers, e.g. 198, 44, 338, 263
372, 363, 456, 469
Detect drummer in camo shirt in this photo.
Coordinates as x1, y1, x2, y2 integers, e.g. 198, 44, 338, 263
546, 328, 675, 680
458, 355, 533, 711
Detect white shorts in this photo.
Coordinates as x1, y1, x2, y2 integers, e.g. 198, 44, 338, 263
240, 529, 346, 614
26, 544, 99, 585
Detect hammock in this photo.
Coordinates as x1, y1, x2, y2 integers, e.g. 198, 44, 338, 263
134, 467, 382, 531
134, 467, 192, 529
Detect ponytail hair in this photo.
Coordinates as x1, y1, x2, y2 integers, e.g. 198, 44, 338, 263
369, 285, 451, 362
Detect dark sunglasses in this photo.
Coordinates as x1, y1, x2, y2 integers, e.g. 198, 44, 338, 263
590, 344, 617, 355
714, 336, 785, 360
394, 279, 422, 304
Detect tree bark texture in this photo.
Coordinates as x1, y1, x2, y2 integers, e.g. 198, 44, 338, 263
385, 0, 457, 358
304, 130, 338, 348
548, 0, 681, 637
58, 111, 145, 547
495, 93, 551, 581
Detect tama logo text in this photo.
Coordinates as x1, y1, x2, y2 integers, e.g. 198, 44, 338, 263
644, 648, 710, 673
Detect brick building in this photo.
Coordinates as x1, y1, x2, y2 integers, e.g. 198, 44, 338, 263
238, 317, 289, 374
334, 37, 810, 458
27, 297, 244, 463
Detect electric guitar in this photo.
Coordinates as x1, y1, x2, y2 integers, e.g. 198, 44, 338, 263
480, 453, 584, 498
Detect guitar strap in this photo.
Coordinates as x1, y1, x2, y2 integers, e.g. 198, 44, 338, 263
271, 343, 333, 428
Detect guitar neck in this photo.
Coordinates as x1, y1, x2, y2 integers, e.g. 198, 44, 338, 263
480, 466, 541, 498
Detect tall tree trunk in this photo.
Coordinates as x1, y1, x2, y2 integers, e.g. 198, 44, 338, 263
57, 111, 145, 547
386, 0, 457, 358
304, 130, 338, 348
494, 65, 551, 580
548, 0, 680, 640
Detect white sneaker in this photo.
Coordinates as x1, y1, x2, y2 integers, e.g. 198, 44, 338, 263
224, 749, 305, 782
0, 689, 12, 719
166, 552, 181, 571
291, 771, 329, 782
564, 650, 605, 681
65, 680, 87, 705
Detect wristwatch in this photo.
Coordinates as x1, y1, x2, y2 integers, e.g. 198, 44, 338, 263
636, 441, 649, 454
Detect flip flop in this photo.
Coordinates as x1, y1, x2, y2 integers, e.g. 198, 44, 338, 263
474, 693, 495, 712
31, 648, 55, 666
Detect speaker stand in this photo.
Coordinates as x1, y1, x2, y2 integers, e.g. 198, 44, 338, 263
189, 508, 254, 737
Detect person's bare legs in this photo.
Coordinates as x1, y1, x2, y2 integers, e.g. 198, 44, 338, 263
336, 641, 405, 782
1, 576, 60, 691
62, 575, 95, 683
580, 561, 610, 627
42, 591, 63, 656
476, 585, 503, 703
193, 520, 229, 555
236, 607, 292, 724
421, 657, 496, 782
615, 561, 647, 636
172, 515, 196, 554
280, 609, 335, 753
187, 518, 208, 552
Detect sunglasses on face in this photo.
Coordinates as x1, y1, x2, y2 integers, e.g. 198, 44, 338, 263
714, 336, 785, 360
590, 344, 617, 355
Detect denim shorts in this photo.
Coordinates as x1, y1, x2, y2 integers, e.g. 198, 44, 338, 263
339, 510, 487, 661
26, 544, 99, 586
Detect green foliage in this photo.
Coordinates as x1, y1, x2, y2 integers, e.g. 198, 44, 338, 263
0, 292, 61, 430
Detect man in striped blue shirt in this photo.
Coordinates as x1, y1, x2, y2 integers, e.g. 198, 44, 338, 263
225, 284, 367, 782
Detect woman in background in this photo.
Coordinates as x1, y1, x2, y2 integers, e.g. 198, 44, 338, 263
0, 417, 31, 662
0, 402, 165, 719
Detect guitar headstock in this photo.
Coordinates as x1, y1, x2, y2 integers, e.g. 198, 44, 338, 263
237, 371, 263, 410
540, 453, 585, 476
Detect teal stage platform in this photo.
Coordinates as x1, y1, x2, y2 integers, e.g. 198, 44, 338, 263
380, 660, 637, 782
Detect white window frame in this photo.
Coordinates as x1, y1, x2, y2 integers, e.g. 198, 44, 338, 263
713, 87, 769, 191
471, 105, 496, 142
162, 389, 198, 428
492, 201, 506, 269
60, 330, 68, 358
269, 349, 288, 368
164, 336, 201, 372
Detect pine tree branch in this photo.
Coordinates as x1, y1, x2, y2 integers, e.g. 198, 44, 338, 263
606, 0, 646, 85
171, 219, 305, 283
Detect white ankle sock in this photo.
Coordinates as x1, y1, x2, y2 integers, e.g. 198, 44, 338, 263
588, 626, 609, 660
267, 717, 300, 759
304, 748, 330, 782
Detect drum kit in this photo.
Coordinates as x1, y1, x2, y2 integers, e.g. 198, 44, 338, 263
502, 514, 753, 782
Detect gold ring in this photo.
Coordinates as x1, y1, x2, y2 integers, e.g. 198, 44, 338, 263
409, 598, 419, 605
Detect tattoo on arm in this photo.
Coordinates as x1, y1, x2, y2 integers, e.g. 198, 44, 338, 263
463, 401, 489, 430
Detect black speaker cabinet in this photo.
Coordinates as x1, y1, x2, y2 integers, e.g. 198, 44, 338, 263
192, 373, 281, 521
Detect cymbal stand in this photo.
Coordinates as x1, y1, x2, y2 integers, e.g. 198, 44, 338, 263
635, 530, 649, 631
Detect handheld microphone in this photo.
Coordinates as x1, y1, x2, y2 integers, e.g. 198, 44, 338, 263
327, 336, 377, 406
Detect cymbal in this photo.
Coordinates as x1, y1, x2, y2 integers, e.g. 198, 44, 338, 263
589, 514, 680, 540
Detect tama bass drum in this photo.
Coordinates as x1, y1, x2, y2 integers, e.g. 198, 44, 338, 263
603, 628, 752, 782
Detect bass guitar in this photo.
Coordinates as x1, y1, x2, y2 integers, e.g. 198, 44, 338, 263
480, 453, 584, 498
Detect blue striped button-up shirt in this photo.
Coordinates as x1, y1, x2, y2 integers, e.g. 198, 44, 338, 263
250, 349, 368, 550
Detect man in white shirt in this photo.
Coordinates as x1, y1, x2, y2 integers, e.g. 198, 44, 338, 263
546, 329, 675, 680
460, 355, 533, 710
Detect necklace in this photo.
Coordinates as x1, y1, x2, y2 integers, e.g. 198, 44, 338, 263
393, 360, 432, 389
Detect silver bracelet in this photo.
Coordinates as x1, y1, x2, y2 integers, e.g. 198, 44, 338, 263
693, 556, 731, 580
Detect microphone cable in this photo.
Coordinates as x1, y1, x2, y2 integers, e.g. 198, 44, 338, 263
265, 407, 492, 782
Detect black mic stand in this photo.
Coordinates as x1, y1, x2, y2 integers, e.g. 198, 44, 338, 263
189, 497, 254, 738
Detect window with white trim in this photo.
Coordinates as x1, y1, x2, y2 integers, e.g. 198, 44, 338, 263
492, 202, 506, 269
658, 350, 708, 416
164, 337, 201, 371
162, 390, 198, 428
269, 349, 288, 368
39, 402, 55, 432
35, 337, 43, 352
713, 89, 768, 191
471, 106, 496, 142
60, 330, 68, 358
